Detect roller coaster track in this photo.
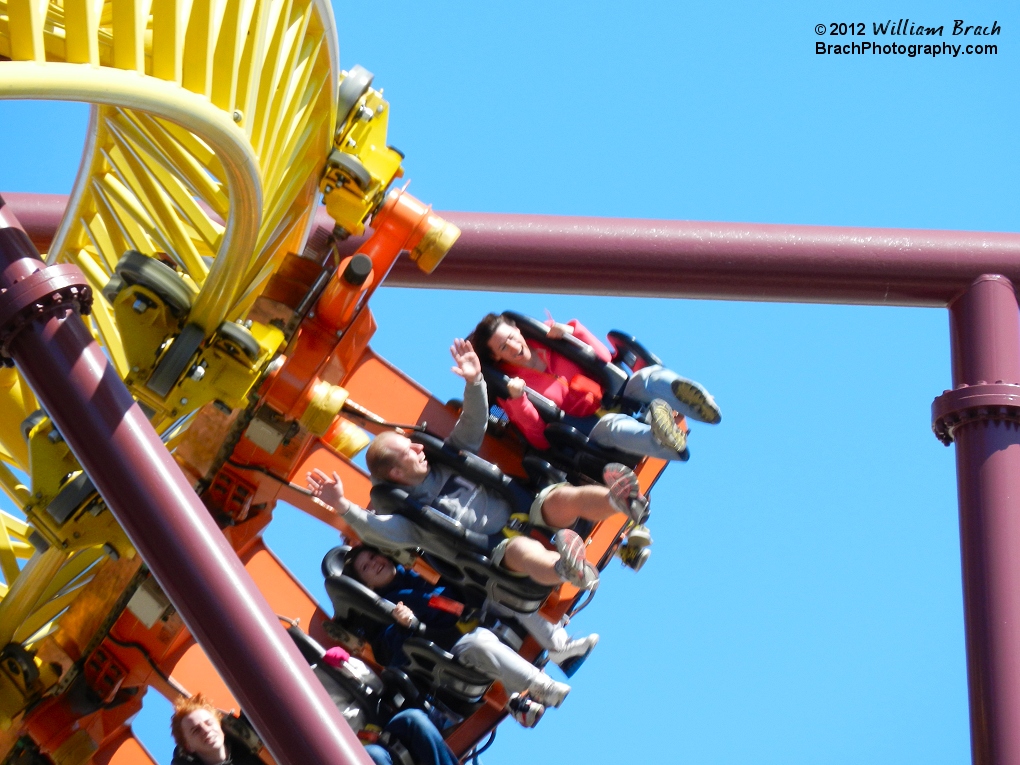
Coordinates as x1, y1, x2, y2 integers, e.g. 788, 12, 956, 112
0, 0, 399, 759
0, 0, 338, 661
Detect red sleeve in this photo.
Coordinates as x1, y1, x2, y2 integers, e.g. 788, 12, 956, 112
499, 394, 551, 450
566, 319, 613, 363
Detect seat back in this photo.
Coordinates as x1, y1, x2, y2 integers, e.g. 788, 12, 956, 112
321, 549, 423, 632
409, 432, 524, 507
606, 330, 662, 373
504, 311, 630, 404
363, 489, 554, 613
285, 625, 383, 724
369, 484, 491, 554
400, 638, 492, 702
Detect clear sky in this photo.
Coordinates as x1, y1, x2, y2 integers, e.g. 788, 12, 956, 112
1, 0, 1018, 763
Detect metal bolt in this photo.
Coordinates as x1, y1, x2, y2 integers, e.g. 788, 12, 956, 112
180, 397, 189, 405
232, 110, 243, 123
132, 298, 149, 314
189, 365, 206, 381
376, 104, 385, 115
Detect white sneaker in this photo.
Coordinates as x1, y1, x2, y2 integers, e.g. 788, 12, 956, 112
508, 694, 545, 728
548, 634, 599, 667
527, 673, 570, 708
627, 525, 653, 548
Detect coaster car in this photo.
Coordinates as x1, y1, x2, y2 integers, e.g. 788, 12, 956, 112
319, 546, 500, 724
480, 312, 668, 480
368, 432, 558, 614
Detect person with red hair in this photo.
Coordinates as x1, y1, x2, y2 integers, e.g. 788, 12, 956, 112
170, 695, 261, 765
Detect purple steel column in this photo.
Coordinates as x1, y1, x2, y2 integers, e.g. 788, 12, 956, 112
0, 200, 372, 765
937, 275, 1020, 765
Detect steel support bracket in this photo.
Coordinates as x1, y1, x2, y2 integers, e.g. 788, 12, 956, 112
0, 259, 92, 367
931, 382, 1020, 445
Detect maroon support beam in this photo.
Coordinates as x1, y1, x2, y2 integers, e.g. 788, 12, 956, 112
0, 200, 372, 765
10, 192, 1020, 306
15, 189, 1020, 765
374, 212, 1020, 306
933, 276, 1020, 765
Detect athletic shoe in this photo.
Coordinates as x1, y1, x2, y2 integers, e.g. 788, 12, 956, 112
627, 525, 653, 548
671, 379, 722, 424
618, 544, 651, 572
508, 694, 545, 728
552, 529, 589, 588
604, 463, 651, 524
527, 673, 571, 708
649, 399, 689, 459
548, 634, 600, 666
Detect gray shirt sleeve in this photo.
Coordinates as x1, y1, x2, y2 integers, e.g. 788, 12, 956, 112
447, 378, 488, 453
342, 504, 427, 550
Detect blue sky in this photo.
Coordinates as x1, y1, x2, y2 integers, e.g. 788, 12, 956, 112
1, 0, 1018, 763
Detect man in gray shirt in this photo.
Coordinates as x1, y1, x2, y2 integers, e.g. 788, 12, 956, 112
307, 339, 649, 590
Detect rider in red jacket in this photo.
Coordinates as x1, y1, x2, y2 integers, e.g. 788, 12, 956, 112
471, 313, 721, 461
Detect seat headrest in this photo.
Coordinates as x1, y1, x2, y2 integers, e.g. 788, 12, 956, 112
502, 311, 628, 400
410, 432, 509, 493
369, 484, 410, 514
321, 545, 352, 579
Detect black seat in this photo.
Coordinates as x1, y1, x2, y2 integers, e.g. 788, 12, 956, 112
286, 622, 433, 743
479, 363, 640, 481
605, 330, 663, 373
401, 638, 492, 702
321, 547, 426, 631
319, 549, 494, 713
285, 624, 388, 723
410, 432, 534, 511
478, 312, 667, 480
502, 312, 633, 407
366, 487, 550, 612
365, 433, 556, 613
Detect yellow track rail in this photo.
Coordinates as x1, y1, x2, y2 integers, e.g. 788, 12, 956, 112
0, 0, 339, 671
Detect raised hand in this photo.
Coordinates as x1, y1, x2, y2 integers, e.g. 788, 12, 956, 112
546, 321, 573, 340
306, 468, 349, 514
450, 338, 482, 383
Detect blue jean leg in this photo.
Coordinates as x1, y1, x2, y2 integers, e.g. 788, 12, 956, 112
382, 709, 459, 765
589, 413, 686, 461
364, 744, 391, 765
623, 365, 716, 424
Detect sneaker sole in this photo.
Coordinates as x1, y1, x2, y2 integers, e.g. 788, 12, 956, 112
554, 530, 588, 588
549, 635, 600, 665
671, 379, 722, 424
509, 698, 545, 728
649, 399, 689, 457
604, 463, 650, 523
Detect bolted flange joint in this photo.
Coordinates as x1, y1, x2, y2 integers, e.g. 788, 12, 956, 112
931, 382, 1020, 445
0, 261, 93, 367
